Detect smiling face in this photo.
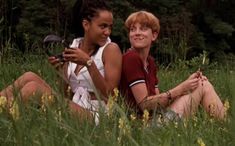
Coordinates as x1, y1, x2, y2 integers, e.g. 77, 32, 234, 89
129, 23, 157, 50
125, 11, 160, 50
83, 10, 113, 47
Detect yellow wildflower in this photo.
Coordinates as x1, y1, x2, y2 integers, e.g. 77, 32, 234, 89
197, 137, 206, 146
208, 103, 215, 117
107, 98, 114, 117
224, 99, 230, 114
117, 137, 121, 144
54, 109, 62, 122
41, 94, 55, 112
66, 86, 71, 96
41, 94, 55, 105
209, 118, 214, 123
118, 118, 125, 129
118, 117, 130, 136
174, 121, 178, 128
142, 109, 150, 127
9, 101, 20, 120
130, 114, 136, 121
107, 88, 119, 117
113, 88, 119, 100
0, 96, 7, 112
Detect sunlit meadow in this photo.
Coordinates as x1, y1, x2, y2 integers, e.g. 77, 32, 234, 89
0, 53, 234, 146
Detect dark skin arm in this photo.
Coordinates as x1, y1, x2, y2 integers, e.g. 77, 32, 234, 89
63, 43, 122, 102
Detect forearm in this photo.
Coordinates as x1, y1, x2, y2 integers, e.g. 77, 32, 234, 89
139, 92, 169, 111
87, 63, 112, 101
167, 83, 187, 100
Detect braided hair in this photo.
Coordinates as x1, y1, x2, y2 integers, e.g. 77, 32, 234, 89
71, 0, 111, 37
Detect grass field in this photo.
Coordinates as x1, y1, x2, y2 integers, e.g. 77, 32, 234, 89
0, 54, 235, 146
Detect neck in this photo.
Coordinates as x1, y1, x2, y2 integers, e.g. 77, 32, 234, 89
81, 36, 96, 56
133, 47, 150, 65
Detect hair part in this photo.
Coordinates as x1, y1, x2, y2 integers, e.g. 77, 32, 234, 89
125, 11, 160, 33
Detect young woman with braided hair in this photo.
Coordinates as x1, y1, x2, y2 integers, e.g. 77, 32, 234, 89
0, 0, 122, 124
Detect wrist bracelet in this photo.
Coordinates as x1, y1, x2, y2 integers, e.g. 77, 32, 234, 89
86, 58, 93, 67
166, 90, 172, 100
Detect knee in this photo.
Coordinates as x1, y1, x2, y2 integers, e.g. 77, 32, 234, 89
201, 80, 214, 94
24, 81, 40, 92
24, 81, 50, 95
22, 72, 41, 83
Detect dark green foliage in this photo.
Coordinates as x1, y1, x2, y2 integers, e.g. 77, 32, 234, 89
0, 0, 235, 64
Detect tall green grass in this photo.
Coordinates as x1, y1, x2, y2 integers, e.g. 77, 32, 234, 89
0, 54, 234, 146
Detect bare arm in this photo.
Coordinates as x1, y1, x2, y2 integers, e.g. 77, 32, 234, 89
131, 83, 169, 111
63, 43, 122, 101
132, 72, 202, 111
88, 43, 122, 101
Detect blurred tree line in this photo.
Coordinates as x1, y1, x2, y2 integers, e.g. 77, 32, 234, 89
0, 0, 235, 64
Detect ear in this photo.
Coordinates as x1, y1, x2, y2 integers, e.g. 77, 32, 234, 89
152, 31, 158, 41
82, 19, 90, 31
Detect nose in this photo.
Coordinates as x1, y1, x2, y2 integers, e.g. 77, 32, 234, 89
134, 28, 141, 35
104, 27, 111, 36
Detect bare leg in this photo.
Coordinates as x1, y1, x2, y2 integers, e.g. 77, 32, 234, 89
68, 100, 93, 121
0, 71, 52, 103
169, 79, 224, 119
169, 83, 203, 118
19, 81, 52, 103
201, 80, 224, 119
1, 71, 94, 121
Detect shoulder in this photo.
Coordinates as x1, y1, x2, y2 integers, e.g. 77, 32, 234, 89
103, 42, 122, 56
123, 50, 141, 63
102, 42, 122, 64
122, 50, 143, 71
104, 42, 120, 52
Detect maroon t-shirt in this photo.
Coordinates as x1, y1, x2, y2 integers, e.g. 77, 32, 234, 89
119, 49, 159, 113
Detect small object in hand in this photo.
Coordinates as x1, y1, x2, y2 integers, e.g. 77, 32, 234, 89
43, 34, 70, 62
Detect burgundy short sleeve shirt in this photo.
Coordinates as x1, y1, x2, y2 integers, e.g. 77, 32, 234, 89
119, 50, 159, 111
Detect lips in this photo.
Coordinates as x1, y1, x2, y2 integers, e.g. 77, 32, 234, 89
97, 38, 107, 46
133, 37, 144, 40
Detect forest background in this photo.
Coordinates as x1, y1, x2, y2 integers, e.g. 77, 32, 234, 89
1, 0, 235, 64
1, 1, 235, 145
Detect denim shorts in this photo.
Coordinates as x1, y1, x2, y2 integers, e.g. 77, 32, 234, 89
151, 108, 181, 127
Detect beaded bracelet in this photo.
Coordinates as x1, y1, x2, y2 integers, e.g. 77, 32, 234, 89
166, 90, 172, 101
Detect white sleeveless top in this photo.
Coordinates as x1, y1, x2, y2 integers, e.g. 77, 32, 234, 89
67, 37, 111, 124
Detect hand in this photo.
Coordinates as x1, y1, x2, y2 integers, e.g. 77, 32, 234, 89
63, 48, 90, 65
193, 70, 208, 85
188, 71, 201, 79
48, 56, 64, 69
179, 72, 201, 94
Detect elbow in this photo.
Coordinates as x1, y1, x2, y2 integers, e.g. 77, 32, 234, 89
99, 87, 114, 102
